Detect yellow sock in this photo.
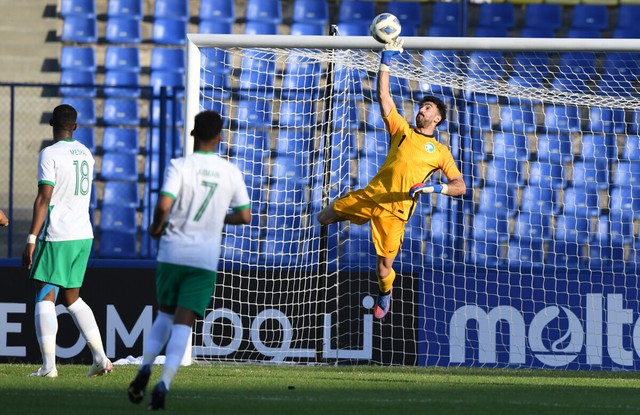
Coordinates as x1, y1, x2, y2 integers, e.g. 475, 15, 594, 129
378, 269, 396, 294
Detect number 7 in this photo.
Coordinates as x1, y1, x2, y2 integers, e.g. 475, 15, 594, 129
194, 181, 218, 222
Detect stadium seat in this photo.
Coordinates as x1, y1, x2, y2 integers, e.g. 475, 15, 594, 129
278, 100, 316, 128
60, 70, 96, 97
386, 1, 422, 30
543, 105, 581, 134
536, 133, 573, 163
238, 49, 276, 97
548, 215, 589, 268
427, 25, 460, 37
260, 237, 304, 268
622, 137, 640, 161
616, 5, 640, 30
430, 2, 460, 28
145, 127, 182, 157
60, 0, 96, 18
590, 215, 626, 270
512, 52, 550, 83
62, 98, 96, 125
233, 129, 270, 154
267, 181, 308, 214
293, 0, 329, 24
154, 0, 189, 20
528, 160, 565, 190
477, 184, 515, 219
499, 104, 536, 135
244, 21, 278, 35
74, 127, 95, 153
220, 233, 260, 265
613, 161, 640, 190
561, 185, 600, 217
492, 132, 528, 161
519, 27, 556, 38
149, 98, 184, 128
609, 187, 639, 225
483, 158, 520, 188
100, 152, 138, 181
104, 46, 140, 72
572, 160, 609, 191
507, 238, 544, 270
99, 205, 137, 233
275, 129, 313, 156
513, 211, 551, 242
270, 155, 310, 185
105, 17, 141, 44
151, 48, 185, 74
596, 72, 636, 97
60, 16, 98, 43
580, 133, 609, 161
199, 20, 232, 35
333, 22, 368, 37
364, 103, 387, 131
201, 47, 231, 77
465, 51, 505, 103
468, 239, 502, 268
150, 71, 185, 98
152, 18, 187, 45
571, 5, 608, 31
60, 46, 96, 71
419, 50, 459, 97
478, 3, 514, 29
107, 0, 143, 19
361, 131, 389, 156
246, 0, 282, 24
473, 26, 508, 37
473, 211, 509, 243
102, 180, 140, 208
98, 231, 137, 258
103, 98, 139, 126
338, 0, 375, 24
523, 4, 561, 31
104, 71, 140, 98
102, 127, 139, 154
603, 52, 640, 81
235, 99, 273, 128
199, 0, 235, 23
281, 55, 322, 99
290, 23, 325, 36
333, 99, 361, 131
587, 107, 626, 135
234, 150, 268, 183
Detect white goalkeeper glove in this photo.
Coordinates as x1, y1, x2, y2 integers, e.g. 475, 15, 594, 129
380, 38, 404, 70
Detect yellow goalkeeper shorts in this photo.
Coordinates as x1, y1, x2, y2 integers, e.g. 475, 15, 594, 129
333, 189, 406, 258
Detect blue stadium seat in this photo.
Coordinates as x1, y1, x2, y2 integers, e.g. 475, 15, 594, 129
430, 2, 460, 28
428, 25, 460, 37
146, 127, 182, 156
588, 107, 626, 134
484, 158, 520, 188
580, 133, 609, 161
473, 26, 508, 37
99, 205, 137, 233
519, 27, 556, 38
499, 104, 536, 134
105, 17, 141, 44
104, 46, 140, 72
104, 71, 140, 98
238, 49, 276, 98
333, 99, 361, 131
200, 73, 230, 99
333, 62, 364, 97
61, 17, 98, 43
233, 129, 270, 155
477, 184, 516, 219
290, 23, 325, 36
98, 231, 137, 258
528, 160, 565, 190
512, 52, 550, 83
465, 51, 505, 103
60, 70, 96, 97
571, 5, 608, 31
386, 1, 422, 30
478, 3, 514, 29
101, 152, 138, 181
609, 187, 638, 226
200, 0, 235, 23
572, 160, 609, 191
103, 98, 139, 126
150, 71, 184, 98
152, 18, 187, 45
275, 129, 312, 156
473, 211, 509, 243
244, 21, 278, 35
365, 102, 386, 131
507, 238, 544, 270
154, 0, 189, 20
338, 0, 374, 24
543, 105, 581, 134
102, 180, 140, 208
549, 215, 589, 268
220, 233, 260, 265
293, 0, 329, 24
246, 0, 282, 24
62, 98, 96, 125
267, 181, 308, 215
260, 237, 304, 268
107, 0, 142, 19
468, 238, 502, 267
492, 132, 528, 161
514, 211, 551, 242
281, 55, 321, 99
562, 185, 600, 217
613, 27, 640, 38
357, 157, 380, 188
235, 99, 273, 128
202, 47, 231, 77
335, 22, 368, 37
524, 4, 561, 31
60, 46, 96, 71
271, 157, 309, 186
590, 215, 626, 270
622, 137, 640, 161
149, 98, 184, 128
597, 72, 636, 97
60, 0, 96, 17
102, 127, 139, 154
151, 48, 185, 73
278, 100, 316, 128
361, 131, 388, 156
419, 50, 459, 98
199, 20, 233, 34
520, 186, 554, 216
74, 127, 95, 153
603, 52, 640, 81
536, 133, 572, 163
234, 150, 268, 182
613, 161, 640, 190
617, 5, 640, 30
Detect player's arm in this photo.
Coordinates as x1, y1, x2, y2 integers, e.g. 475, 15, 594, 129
22, 184, 53, 268
225, 207, 251, 225
0, 209, 8, 227
148, 194, 174, 239
409, 175, 466, 198
377, 39, 404, 117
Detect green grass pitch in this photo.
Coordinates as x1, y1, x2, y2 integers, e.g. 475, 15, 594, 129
1, 363, 638, 415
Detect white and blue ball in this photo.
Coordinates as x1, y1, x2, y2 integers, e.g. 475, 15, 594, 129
370, 13, 402, 44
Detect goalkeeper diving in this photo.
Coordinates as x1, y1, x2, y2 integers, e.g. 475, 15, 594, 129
317, 38, 467, 319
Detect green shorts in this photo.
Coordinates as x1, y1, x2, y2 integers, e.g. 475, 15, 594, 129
156, 262, 218, 317
30, 239, 93, 288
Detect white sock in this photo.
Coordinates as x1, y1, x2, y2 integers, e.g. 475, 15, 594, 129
142, 311, 174, 367
35, 301, 58, 371
67, 298, 107, 364
159, 324, 191, 390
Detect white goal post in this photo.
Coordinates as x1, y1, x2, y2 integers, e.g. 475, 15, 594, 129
184, 33, 640, 369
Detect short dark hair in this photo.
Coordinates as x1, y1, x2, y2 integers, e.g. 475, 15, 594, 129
418, 96, 447, 126
50, 104, 77, 130
192, 111, 223, 140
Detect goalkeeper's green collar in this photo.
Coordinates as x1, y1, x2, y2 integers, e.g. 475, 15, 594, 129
195, 150, 216, 155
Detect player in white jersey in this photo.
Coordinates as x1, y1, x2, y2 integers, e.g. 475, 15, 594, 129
22, 104, 112, 378
128, 110, 251, 410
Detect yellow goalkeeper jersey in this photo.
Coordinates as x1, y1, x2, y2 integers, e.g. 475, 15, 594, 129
362, 107, 462, 221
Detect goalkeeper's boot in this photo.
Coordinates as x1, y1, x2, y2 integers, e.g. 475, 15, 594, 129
128, 364, 151, 404
148, 381, 168, 411
87, 358, 113, 377
28, 366, 58, 378
374, 290, 392, 319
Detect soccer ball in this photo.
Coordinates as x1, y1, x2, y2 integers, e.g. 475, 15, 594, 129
370, 13, 402, 44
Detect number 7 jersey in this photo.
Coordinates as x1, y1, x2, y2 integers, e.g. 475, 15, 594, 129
157, 151, 251, 271
38, 139, 95, 241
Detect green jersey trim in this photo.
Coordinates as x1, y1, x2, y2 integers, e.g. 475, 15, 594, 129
194, 150, 216, 155
160, 190, 177, 200
232, 204, 251, 211
39, 180, 55, 187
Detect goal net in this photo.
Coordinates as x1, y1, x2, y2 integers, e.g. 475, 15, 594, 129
186, 34, 640, 369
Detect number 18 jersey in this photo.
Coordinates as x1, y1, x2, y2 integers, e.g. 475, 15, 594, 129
157, 151, 251, 272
